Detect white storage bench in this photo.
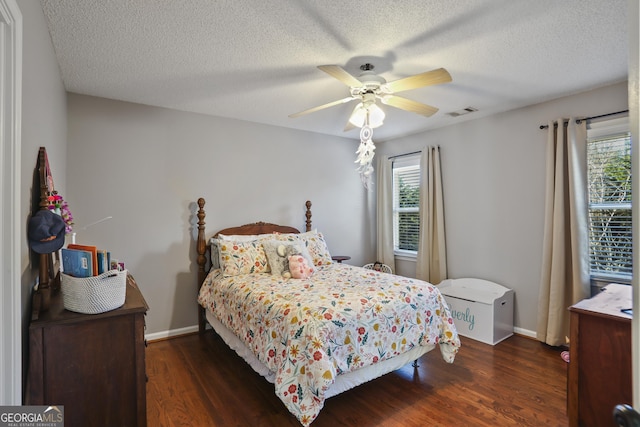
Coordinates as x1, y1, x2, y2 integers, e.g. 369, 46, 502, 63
438, 278, 514, 345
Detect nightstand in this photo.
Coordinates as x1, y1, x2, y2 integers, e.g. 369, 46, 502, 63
332, 255, 351, 263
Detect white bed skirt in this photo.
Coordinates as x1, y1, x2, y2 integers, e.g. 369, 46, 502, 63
206, 309, 435, 398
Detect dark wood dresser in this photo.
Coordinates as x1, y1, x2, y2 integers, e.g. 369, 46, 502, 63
27, 273, 148, 427
568, 284, 632, 427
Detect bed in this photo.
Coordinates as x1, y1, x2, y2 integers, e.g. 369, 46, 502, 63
195, 198, 460, 426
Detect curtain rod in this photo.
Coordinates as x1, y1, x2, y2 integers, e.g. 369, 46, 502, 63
389, 150, 421, 160
539, 109, 629, 129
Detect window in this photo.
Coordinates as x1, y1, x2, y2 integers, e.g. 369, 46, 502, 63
587, 117, 632, 281
392, 155, 420, 255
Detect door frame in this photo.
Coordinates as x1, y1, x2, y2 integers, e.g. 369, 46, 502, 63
0, 0, 22, 405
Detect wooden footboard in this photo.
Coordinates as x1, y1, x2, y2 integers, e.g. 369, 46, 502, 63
195, 198, 313, 334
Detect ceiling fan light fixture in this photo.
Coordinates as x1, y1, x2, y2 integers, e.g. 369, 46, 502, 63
348, 102, 385, 129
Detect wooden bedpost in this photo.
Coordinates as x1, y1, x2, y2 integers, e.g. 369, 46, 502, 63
196, 198, 207, 334
305, 200, 312, 232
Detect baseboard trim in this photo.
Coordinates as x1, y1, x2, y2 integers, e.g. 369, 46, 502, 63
514, 327, 536, 339
145, 325, 201, 342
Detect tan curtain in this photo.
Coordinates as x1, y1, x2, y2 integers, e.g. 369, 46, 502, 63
537, 118, 590, 346
376, 155, 396, 272
416, 147, 447, 284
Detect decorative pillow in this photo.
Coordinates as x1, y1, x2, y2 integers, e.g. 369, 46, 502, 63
270, 232, 302, 244
298, 230, 333, 266
262, 240, 313, 277
218, 240, 270, 276
289, 254, 314, 279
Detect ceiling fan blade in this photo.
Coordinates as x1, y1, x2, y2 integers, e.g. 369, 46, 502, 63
384, 68, 452, 93
381, 95, 439, 117
343, 119, 357, 132
318, 65, 363, 87
289, 97, 356, 118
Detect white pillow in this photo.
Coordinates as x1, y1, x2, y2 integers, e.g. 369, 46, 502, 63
217, 233, 262, 242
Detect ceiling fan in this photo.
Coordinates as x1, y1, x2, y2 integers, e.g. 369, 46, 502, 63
289, 63, 452, 131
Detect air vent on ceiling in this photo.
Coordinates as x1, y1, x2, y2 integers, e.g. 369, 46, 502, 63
447, 107, 478, 117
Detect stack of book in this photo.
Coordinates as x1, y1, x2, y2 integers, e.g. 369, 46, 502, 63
61, 244, 123, 278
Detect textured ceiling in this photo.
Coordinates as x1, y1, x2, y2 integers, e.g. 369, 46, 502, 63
40, 0, 628, 141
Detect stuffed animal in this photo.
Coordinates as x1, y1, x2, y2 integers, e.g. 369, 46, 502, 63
288, 254, 314, 279
277, 244, 299, 279
264, 242, 307, 279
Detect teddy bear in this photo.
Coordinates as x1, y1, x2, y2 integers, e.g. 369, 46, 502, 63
288, 254, 314, 279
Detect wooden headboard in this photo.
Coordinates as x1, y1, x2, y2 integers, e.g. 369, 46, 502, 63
195, 198, 313, 332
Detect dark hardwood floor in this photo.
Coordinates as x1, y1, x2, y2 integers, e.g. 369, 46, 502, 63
146, 332, 568, 426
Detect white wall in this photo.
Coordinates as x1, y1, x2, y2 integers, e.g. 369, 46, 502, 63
20, 0, 67, 287
17, 0, 67, 400
378, 81, 628, 335
66, 94, 374, 335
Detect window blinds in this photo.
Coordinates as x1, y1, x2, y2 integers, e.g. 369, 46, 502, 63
587, 116, 632, 279
393, 155, 420, 252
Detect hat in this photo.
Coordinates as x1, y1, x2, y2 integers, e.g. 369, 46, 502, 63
28, 209, 66, 254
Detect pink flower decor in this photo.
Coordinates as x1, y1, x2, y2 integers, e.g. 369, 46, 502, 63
47, 192, 74, 234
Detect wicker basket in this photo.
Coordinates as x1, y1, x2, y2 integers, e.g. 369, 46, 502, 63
61, 269, 127, 314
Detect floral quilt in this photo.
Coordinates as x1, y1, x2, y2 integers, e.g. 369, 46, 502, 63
198, 263, 460, 426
